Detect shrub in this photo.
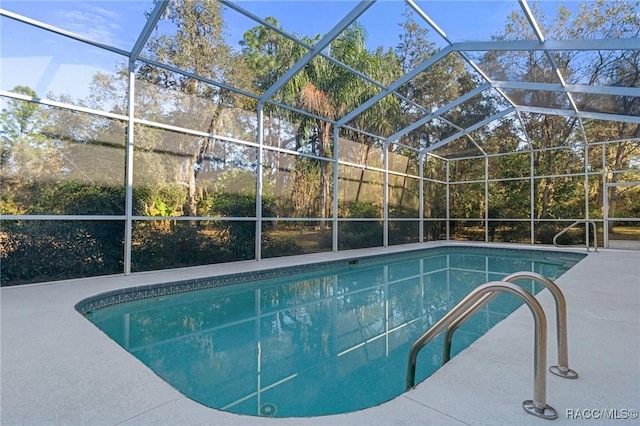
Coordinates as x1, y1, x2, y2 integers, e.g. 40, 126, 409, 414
1, 220, 123, 286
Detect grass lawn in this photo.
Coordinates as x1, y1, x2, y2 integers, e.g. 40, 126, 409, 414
609, 225, 640, 241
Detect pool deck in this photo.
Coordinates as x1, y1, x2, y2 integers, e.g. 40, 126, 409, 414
1, 241, 639, 425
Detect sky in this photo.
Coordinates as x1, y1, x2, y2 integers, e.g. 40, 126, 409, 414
1, 0, 581, 103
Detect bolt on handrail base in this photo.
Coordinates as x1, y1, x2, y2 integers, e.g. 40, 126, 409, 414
549, 365, 579, 379
523, 400, 558, 420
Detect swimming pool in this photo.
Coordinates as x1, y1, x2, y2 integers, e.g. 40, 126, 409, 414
78, 246, 584, 418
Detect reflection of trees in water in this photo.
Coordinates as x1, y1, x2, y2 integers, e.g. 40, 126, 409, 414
85, 249, 579, 415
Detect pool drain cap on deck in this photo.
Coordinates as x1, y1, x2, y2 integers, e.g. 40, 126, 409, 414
260, 403, 277, 416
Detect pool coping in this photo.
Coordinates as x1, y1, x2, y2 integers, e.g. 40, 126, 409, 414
74, 244, 585, 315
1, 241, 639, 425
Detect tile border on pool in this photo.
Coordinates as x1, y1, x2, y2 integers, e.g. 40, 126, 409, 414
75, 245, 586, 315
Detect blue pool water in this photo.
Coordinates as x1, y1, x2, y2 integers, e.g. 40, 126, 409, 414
82, 247, 584, 418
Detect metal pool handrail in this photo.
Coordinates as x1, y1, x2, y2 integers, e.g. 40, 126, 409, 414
405, 281, 558, 420
505, 272, 578, 379
553, 220, 598, 252
442, 272, 579, 380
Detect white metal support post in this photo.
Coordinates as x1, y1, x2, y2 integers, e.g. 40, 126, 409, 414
484, 156, 489, 242
333, 126, 340, 252
446, 160, 450, 240
123, 0, 167, 274
383, 139, 389, 247
602, 145, 608, 247
580, 121, 591, 249
530, 148, 535, 244
124, 64, 135, 275
573, 119, 594, 249
419, 154, 424, 242
255, 103, 264, 260
603, 179, 610, 249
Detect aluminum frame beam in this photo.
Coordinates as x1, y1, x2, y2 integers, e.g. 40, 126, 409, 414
518, 0, 546, 42
423, 107, 516, 153
130, 0, 168, 64
451, 38, 640, 52
515, 105, 640, 124
405, 0, 449, 42
0, 89, 129, 121
264, 99, 337, 124
492, 81, 640, 97
138, 57, 259, 100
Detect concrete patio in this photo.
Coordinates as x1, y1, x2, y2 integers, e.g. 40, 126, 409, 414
1, 242, 638, 425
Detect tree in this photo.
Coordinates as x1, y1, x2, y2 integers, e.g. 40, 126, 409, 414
241, 18, 321, 220
482, 1, 639, 223
241, 19, 401, 222
0, 87, 66, 214
138, 0, 253, 216
1, 86, 39, 168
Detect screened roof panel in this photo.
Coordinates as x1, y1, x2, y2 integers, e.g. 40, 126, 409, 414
501, 88, 572, 110
1, 0, 150, 51
311, 22, 399, 86
397, 117, 459, 152
440, 88, 513, 130
387, 6, 448, 74
270, 56, 384, 122
396, 51, 484, 111
518, 112, 580, 148
582, 119, 640, 142
0, 15, 127, 111
342, 92, 402, 139
430, 135, 485, 159
558, 50, 640, 87
542, 0, 640, 41
350, 0, 413, 53
397, 126, 428, 151
470, 49, 560, 84
486, 87, 514, 110
393, 92, 426, 128
221, 6, 315, 97
573, 92, 638, 117
468, 112, 530, 155
422, 117, 465, 148
135, 2, 311, 96
227, 0, 359, 47
412, 0, 535, 43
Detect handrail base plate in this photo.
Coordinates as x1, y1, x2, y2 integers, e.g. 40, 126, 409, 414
523, 400, 558, 419
549, 365, 579, 379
